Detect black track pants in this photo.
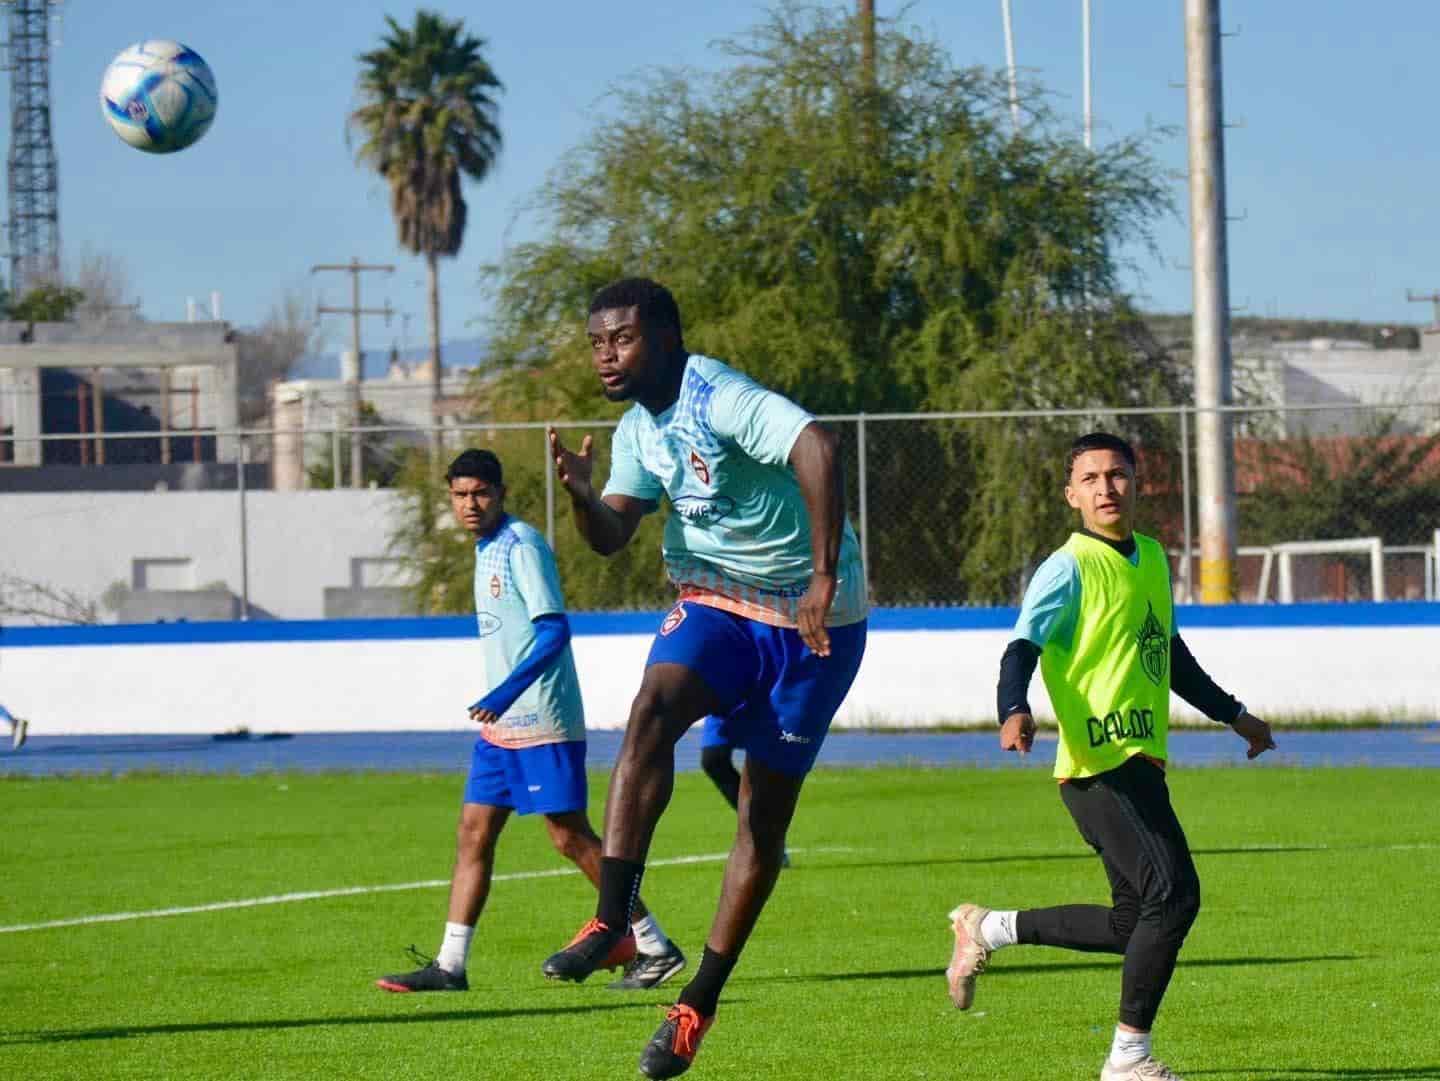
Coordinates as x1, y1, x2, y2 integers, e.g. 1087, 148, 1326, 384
1016, 755, 1201, 1030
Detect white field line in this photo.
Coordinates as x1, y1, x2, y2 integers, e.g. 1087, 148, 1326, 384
0, 846, 864, 936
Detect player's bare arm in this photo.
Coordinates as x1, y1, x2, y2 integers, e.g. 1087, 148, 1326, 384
788, 421, 844, 657
1000, 711, 1036, 754
548, 427, 649, 556
1232, 710, 1276, 759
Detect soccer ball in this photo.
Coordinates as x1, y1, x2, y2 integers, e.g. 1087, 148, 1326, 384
100, 41, 218, 154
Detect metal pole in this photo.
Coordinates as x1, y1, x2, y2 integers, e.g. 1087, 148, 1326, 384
91, 369, 105, 465
238, 435, 251, 621
1000, 0, 1021, 133
1082, 0, 1093, 149
1180, 406, 1193, 602
544, 426, 556, 547
856, 415, 870, 601
350, 259, 363, 489
331, 414, 342, 489
1184, 0, 1237, 603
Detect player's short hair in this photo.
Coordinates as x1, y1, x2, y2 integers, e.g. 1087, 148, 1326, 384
1066, 432, 1136, 480
589, 277, 684, 346
446, 448, 503, 487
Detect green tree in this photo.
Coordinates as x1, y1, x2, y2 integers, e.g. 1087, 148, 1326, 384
406, 4, 1184, 608
349, 9, 502, 431
9, 283, 85, 322
306, 400, 406, 489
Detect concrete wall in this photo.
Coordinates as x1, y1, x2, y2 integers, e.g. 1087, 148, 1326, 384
2, 605, 1436, 735
0, 489, 411, 622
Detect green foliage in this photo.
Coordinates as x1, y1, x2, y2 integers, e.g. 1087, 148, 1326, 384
9, 283, 85, 323
457, 4, 1184, 606
305, 401, 405, 489
349, 9, 502, 260
1240, 418, 1440, 546
388, 429, 672, 615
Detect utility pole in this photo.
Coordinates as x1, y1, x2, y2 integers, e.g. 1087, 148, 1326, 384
4, 0, 64, 297
311, 257, 394, 488
859, 0, 875, 89
1184, 0, 1237, 603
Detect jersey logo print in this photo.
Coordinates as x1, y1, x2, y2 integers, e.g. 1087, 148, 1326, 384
490, 574, 502, 598
1137, 601, 1168, 685
659, 604, 687, 637
689, 449, 710, 485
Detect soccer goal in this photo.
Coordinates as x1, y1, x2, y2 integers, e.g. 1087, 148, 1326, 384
1258, 537, 1385, 604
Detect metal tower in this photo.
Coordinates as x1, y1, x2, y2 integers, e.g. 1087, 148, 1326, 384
4, 0, 62, 299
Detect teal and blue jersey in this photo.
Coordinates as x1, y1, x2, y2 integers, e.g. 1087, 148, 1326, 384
602, 354, 867, 628
471, 516, 585, 748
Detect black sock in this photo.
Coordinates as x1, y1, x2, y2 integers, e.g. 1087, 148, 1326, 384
597, 857, 645, 932
677, 946, 736, 1016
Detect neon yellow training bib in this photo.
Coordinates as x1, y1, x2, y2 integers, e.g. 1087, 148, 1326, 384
1040, 532, 1173, 780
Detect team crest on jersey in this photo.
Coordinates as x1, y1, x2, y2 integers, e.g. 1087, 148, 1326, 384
489, 574, 502, 598
688, 449, 710, 485
659, 605, 687, 637
1136, 602, 1168, 685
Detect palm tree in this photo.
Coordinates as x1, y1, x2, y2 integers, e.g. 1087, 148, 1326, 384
349, 10, 502, 445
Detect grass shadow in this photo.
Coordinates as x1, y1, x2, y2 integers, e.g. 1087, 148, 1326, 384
809, 844, 1358, 875
3, 999, 680, 1046
745, 954, 1361, 986
1187, 1070, 1440, 1079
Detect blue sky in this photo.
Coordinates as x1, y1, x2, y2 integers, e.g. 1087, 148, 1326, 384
11, 1, 1440, 358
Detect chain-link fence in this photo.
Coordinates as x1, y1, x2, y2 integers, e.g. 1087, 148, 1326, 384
3, 400, 1438, 623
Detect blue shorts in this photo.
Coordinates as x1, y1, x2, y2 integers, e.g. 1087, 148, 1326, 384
700, 713, 733, 750
464, 738, 588, 816
648, 602, 867, 778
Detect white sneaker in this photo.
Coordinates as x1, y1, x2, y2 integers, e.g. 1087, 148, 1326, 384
945, 903, 990, 1009
1100, 1056, 1185, 1081
10, 718, 27, 751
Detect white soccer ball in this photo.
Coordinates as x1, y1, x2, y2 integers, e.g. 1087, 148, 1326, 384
100, 41, 218, 154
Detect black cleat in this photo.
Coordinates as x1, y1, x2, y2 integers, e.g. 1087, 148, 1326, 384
639, 1004, 714, 1079
376, 947, 468, 993
542, 918, 636, 982
608, 942, 687, 991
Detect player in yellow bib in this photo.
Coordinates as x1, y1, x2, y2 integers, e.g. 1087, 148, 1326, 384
944, 432, 1275, 1081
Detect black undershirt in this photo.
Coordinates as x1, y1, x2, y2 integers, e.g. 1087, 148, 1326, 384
996, 531, 1242, 725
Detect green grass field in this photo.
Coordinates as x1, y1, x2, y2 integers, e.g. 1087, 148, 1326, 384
2, 766, 1437, 1079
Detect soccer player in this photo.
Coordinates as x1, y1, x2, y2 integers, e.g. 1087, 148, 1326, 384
0, 703, 27, 751
944, 432, 1276, 1081
544, 278, 867, 1079
376, 448, 684, 995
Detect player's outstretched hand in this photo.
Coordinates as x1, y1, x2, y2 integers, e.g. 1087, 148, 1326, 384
469, 705, 500, 725
797, 572, 836, 657
548, 428, 594, 501
1000, 711, 1036, 755
1232, 710, 1276, 759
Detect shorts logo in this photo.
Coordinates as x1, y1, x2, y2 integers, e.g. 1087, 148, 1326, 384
689, 449, 710, 485
527, 784, 542, 792
778, 731, 812, 744
660, 605, 687, 637
490, 574, 502, 598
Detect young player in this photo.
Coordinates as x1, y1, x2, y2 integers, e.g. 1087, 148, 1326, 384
944, 432, 1276, 1081
545, 278, 867, 1078
0, 703, 27, 751
375, 448, 684, 995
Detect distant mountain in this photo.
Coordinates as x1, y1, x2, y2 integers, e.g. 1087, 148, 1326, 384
287, 337, 490, 380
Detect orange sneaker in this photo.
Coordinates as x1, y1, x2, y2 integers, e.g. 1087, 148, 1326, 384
946, 903, 991, 1009
541, 918, 637, 982
639, 1003, 714, 1079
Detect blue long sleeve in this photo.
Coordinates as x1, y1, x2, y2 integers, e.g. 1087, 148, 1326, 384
471, 613, 571, 718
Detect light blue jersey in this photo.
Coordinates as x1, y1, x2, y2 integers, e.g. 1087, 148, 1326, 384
603, 354, 867, 627
471, 516, 585, 748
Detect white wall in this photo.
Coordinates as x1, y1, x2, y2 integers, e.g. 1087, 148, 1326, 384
0, 489, 408, 621
5, 622, 1437, 735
